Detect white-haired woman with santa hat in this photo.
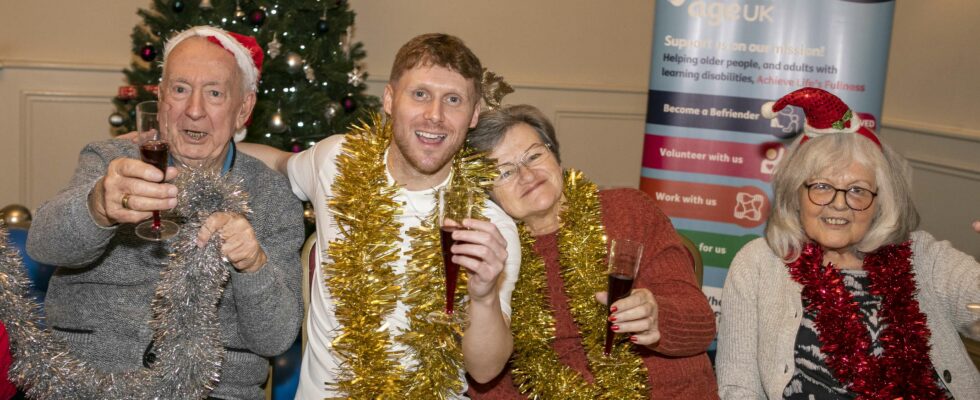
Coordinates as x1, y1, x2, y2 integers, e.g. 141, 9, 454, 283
716, 87, 980, 399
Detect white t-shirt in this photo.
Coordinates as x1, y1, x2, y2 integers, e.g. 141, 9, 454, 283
288, 135, 521, 400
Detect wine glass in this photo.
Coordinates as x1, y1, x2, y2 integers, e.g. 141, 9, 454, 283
604, 238, 643, 356
428, 187, 474, 325
134, 101, 180, 241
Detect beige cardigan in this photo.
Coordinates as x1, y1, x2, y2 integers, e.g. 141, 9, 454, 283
716, 231, 980, 399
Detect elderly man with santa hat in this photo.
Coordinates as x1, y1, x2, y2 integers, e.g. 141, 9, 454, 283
26, 26, 304, 400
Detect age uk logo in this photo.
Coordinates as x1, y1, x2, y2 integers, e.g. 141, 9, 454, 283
665, 0, 775, 26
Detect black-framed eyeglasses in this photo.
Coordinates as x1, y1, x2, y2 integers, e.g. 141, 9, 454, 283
494, 142, 553, 186
804, 182, 878, 211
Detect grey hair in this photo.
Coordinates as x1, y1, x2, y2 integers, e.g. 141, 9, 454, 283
161, 26, 258, 94
765, 132, 919, 262
467, 104, 561, 163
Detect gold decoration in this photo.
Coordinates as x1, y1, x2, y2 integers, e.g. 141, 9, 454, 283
0, 204, 32, 229
399, 148, 496, 398
481, 68, 514, 111
324, 113, 405, 397
324, 112, 497, 398
510, 169, 649, 399
302, 202, 315, 224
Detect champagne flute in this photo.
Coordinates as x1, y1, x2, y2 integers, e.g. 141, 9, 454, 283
604, 238, 643, 356
134, 101, 180, 241
428, 187, 474, 325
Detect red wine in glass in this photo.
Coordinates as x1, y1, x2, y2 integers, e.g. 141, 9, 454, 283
603, 239, 643, 356
428, 187, 474, 325
140, 140, 169, 171
134, 100, 179, 241
440, 226, 463, 315
140, 140, 170, 232
604, 272, 636, 355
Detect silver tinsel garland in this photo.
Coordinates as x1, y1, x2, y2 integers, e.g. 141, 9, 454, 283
0, 168, 250, 399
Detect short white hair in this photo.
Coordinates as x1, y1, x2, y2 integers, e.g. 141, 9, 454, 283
162, 26, 259, 93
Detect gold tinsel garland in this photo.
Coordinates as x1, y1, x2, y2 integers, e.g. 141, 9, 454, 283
510, 169, 650, 399
325, 113, 405, 398
398, 148, 496, 399
325, 112, 497, 398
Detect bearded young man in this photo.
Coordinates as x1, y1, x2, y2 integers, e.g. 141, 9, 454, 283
240, 33, 520, 398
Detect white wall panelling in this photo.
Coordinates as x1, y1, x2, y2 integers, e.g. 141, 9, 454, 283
20, 91, 115, 206
881, 121, 980, 258
0, 61, 122, 210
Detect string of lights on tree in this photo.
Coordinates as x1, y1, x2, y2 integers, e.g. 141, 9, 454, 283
110, 0, 380, 152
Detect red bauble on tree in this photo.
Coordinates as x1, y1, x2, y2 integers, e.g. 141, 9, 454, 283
248, 8, 267, 27
139, 44, 158, 62
341, 96, 357, 113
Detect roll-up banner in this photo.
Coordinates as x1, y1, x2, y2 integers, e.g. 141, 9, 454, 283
641, 0, 895, 327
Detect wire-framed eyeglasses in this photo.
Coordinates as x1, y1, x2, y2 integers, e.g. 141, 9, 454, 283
804, 182, 878, 211
494, 142, 553, 186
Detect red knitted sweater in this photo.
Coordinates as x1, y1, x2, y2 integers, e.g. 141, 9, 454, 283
0, 322, 15, 399
469, 188, 718, 399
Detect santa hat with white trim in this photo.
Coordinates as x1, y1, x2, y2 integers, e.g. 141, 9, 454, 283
761, 87, 881, 148
163, 26, 264, 142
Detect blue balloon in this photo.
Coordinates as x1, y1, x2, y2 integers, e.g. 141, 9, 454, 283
270, 337, 302, 399
7, 228, 56, 303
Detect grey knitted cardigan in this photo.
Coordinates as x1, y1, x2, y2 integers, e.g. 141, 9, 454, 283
27, 139, 305, 400
716, 232, 980, 399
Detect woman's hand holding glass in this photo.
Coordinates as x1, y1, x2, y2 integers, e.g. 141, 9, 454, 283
596, 238, 660, 354
596, 288, 661, 347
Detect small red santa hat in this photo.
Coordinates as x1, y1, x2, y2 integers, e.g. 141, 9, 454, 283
163, 26, 264, 142
761, 87, 881, 148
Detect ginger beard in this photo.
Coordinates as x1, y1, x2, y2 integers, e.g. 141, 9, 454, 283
383, 65, 480, 183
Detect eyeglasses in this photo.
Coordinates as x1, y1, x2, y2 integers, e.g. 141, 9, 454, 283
494, 142, 553, 186
804, 182, 878, 211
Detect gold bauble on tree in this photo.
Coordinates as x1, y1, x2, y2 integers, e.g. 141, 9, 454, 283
284, 52, 304, 74
269, 109, 288, 133
0, 204, 32, 228
303, 202, 315, 225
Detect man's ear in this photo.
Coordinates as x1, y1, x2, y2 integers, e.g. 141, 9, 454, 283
237, 91, 257, 128
468, 100, 481, 128
382, 83, 394, 115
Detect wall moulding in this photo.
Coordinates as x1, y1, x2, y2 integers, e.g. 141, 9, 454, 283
19, 90, 114, 205
0, 59, 126, 74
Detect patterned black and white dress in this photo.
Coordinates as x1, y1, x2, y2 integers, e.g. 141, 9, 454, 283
782, 269, 953, 399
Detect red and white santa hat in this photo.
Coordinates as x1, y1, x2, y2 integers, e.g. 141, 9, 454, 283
163, 26, 264, 141
761, 87, 881, 148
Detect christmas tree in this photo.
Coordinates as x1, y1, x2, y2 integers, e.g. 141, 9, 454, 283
109, 0, 380, 151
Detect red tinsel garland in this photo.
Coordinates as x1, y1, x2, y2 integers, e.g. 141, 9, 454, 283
786, 242, 947, 399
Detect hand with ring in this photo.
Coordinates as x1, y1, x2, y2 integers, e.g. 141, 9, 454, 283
88, 157, 178, 227
196, 212, 267, 273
